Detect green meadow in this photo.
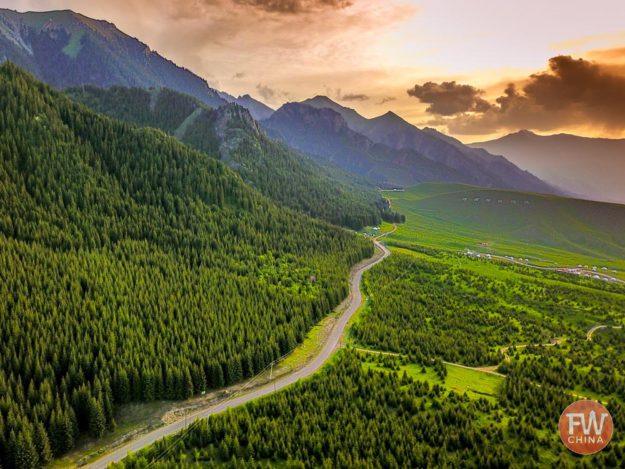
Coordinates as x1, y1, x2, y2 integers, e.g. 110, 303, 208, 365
381, 183, 625, 276
362, 359, 503, 402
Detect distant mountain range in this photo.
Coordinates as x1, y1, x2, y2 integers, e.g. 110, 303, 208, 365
264, 98, 557, 194
0, 7, 559, 198
470, 130, 625, 205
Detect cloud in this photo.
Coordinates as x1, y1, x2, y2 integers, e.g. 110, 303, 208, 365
341, 93, 369, 101
377, 96, 396, 105
256, 83, 289, 103
234, 0, 352, 14
415, 55, 625, 135
586, 47, 625, 64
323, 87, 369, 102
407, 81, 492, 116
233, 72, 246, 79
7, 0, 415, 113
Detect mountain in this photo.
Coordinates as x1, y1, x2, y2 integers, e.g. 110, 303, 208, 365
470, 130, 625, 205
263, 101, 556, 193
0, 8, 228, 107
0, 62, 374, 465
67, 85, 384, 229
219, 91, 274, 120
263, 103, 468, 187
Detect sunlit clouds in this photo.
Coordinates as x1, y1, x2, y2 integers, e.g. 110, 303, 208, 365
6, 0, 625, 140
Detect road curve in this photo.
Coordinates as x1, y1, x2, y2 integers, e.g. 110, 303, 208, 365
89, 239, 390, 468
587, 324, 623, 341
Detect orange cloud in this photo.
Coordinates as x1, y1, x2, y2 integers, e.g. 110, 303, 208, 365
586, 47, 625, 64
409, 55, 625, 136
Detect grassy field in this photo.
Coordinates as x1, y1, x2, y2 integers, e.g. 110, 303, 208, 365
363, 359, 503, 401
382, 183, 625, 276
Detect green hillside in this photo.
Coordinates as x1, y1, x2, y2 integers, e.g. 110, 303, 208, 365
385, 183, 625, 271
67, 86, 386, 229
0, 63, 373, 467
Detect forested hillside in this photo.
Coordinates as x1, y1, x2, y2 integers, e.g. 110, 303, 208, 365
112, 248, 625, 468
67, 86, 385, 229
111, 351, 625, 468
110, 352, 520, 468
0, 63, 373, 468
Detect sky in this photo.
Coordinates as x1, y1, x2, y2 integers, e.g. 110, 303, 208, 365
7, 0, 625, 141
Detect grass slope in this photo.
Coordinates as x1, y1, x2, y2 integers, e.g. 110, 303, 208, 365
385, 183, 625, 271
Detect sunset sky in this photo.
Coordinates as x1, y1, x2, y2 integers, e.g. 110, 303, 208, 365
7, 0, 625, 141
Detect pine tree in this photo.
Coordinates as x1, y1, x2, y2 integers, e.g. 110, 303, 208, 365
32, 422, 52, 466
9, 430, 39, 469
87, 397, 106, 438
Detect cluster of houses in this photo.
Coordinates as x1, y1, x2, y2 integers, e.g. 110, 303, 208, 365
570, 264, 620, 282
464, 249, 622, 284
363, 227, 381, 237
461, 197, 532, 205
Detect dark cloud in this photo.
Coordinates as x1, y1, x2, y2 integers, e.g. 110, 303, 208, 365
407, 81, 492, 116
233, 72, 246, 79
417, 55, 625, 135
341, 93, 369, 101
377, 96, 396, 105
234, 0, 352, 14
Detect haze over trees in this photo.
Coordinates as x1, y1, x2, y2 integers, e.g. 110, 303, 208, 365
0, 63, 373, 467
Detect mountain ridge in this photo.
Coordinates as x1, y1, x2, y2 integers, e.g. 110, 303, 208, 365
0, 8, 273, 119
67, 84, 386, 228
264, 100, 557, 194
471, 130, 625, 204
262, 102, 465, 187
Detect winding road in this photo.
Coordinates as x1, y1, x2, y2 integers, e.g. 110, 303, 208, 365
89, 237, 391, 468
587, 324, 623, 341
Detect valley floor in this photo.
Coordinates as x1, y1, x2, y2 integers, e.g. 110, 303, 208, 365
110, 207, 625, 467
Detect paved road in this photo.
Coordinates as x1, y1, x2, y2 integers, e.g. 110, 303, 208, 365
89, 239, 390, 468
